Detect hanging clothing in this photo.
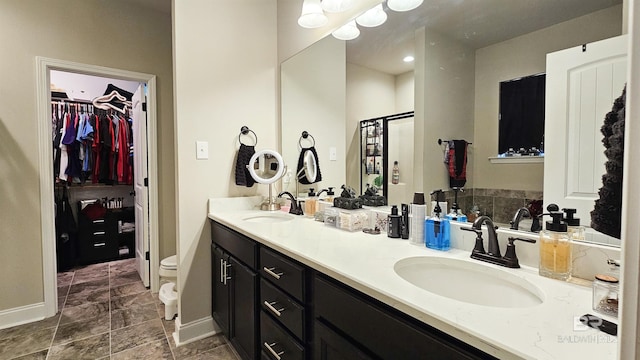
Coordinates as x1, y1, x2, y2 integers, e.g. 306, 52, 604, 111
446, 140, 468, 188
50, 100, 134, 185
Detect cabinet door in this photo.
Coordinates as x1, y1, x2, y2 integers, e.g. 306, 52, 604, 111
212, 246, 230, 336
314, 320, 373, 360
230, 256, 258, 360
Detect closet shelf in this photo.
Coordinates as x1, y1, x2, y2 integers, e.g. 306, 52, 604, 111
55, 183, 133, 189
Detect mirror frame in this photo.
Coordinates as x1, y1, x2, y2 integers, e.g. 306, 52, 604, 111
248, 149, 285, 184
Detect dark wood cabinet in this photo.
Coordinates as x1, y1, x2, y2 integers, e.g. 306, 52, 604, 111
211, 222, 259, 360
231, 256, 259, 360
77, 205, 134, 264
314, 320, 373, 360
212, 245, 230, 335
314, 275, 496, 360
210, 219, 497, 360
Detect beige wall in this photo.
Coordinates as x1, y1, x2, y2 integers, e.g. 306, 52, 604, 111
416, 28, 476, 195
281, 37, 346, 195
395, 71, 415, 113
0, 0, 173, 312
473, 5, 622, 191
345, 63, 396, 190
173, 0, 278, 325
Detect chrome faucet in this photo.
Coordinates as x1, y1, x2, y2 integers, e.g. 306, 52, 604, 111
277, 191, 303, 215
510, 207, 532, 231
462, 215, 536, 268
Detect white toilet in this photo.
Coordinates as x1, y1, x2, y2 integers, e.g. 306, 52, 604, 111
159, 255, 178, 320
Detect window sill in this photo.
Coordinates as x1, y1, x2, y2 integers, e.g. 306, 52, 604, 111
488, 156, 544, 164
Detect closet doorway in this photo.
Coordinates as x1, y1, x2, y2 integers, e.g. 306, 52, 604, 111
36, 57, 161, 319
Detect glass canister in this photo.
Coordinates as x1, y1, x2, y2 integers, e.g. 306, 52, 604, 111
593, 274, 619, 317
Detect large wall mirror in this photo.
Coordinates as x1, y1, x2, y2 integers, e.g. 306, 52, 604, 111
280, 0, 624, 247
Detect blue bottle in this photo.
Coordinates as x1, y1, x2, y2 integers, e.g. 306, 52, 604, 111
425, 190, 450, 251
445, 187, 467, 223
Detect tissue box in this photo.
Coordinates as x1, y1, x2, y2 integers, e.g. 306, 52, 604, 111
336, 209, 369, 232
323, 208, 339, 227
368, 208, 391, 232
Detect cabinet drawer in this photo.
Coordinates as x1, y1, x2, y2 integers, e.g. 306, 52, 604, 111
78, 233, 118, 264
260, 312, 304, 360
314, 275, 495, 360
211, 221, 257, 270
260, 247, 305, 301
261, 279, 305, 341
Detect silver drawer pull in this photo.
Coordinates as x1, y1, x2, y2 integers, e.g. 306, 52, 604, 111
264, 342, 284, 360
220, 259, 224, 283
93, 242, 106, 247
264, 301, 285, 317
93, 231, 106, 236
263, 267, 284, 280
92, 219, 105, 224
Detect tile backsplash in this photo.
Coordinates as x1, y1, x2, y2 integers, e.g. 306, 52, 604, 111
440, 188, 543, 226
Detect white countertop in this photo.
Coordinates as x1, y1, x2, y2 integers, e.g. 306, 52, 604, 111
208, 197, 617, 360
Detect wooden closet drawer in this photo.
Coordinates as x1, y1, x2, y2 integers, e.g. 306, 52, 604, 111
261, 278, 305, 341
78, 233, 118, 264
260, 247, 305, 302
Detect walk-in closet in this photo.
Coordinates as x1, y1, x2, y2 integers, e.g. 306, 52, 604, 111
51, 71, 144, 273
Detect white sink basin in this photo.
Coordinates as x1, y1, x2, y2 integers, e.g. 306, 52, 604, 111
242, 213, 293, 223
394, 257, 544, 308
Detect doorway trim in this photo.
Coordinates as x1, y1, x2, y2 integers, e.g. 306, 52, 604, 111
35, 57, 160, 318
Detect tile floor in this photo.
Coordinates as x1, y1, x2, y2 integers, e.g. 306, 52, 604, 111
0, 258, 238, 360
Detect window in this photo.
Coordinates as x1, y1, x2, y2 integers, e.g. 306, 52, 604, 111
498, 73, 546, 156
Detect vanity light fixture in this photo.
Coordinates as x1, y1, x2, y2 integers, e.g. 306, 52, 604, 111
298, 0, 328, 28
356, 4, 387, 27
332, 20, 360, 40
321, 0, 354, 13
403, 55, 415, 62
387, 0, 424, 12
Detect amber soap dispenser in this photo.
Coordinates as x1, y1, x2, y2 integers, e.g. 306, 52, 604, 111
539, 211, 571, 280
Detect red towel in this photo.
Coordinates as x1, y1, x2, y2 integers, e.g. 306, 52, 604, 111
447, 140, 468, 188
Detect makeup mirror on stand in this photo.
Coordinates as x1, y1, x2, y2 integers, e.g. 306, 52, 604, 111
248, 149, 286, 211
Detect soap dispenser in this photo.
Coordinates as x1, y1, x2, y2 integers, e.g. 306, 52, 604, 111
425, 190, 450, 251
387, 205, 401, 238
539, 211, 571, 280
445, 187, 467, 223
562, 208, 585, 242
304, 188, 318, 217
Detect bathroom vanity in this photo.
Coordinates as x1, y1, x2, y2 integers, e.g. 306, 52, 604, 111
208, 197, 617, 360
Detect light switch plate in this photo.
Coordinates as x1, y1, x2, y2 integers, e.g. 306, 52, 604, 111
196, 141, 208, 160
329, 147, 337, 161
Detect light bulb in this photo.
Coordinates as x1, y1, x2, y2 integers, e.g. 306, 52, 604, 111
321, 0, 353, 13
298, 0, 328, 28
387, 0, 423, 12
356, 4, 387, 28
332, 20, 360, 41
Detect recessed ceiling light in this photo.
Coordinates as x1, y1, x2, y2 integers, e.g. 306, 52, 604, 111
403, 56, 415, 63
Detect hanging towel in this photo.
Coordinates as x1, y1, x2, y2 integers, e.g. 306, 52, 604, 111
447, 140, 468, 188
235, 143, 256, 187
296, 146, 322, 184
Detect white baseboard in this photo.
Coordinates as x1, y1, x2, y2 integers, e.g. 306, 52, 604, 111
0, 302, 47, 330
173, 316, 222, 347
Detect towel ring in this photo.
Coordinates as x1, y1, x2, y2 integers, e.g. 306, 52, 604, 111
239, 126, 258, 146
299, 131, 315, 148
